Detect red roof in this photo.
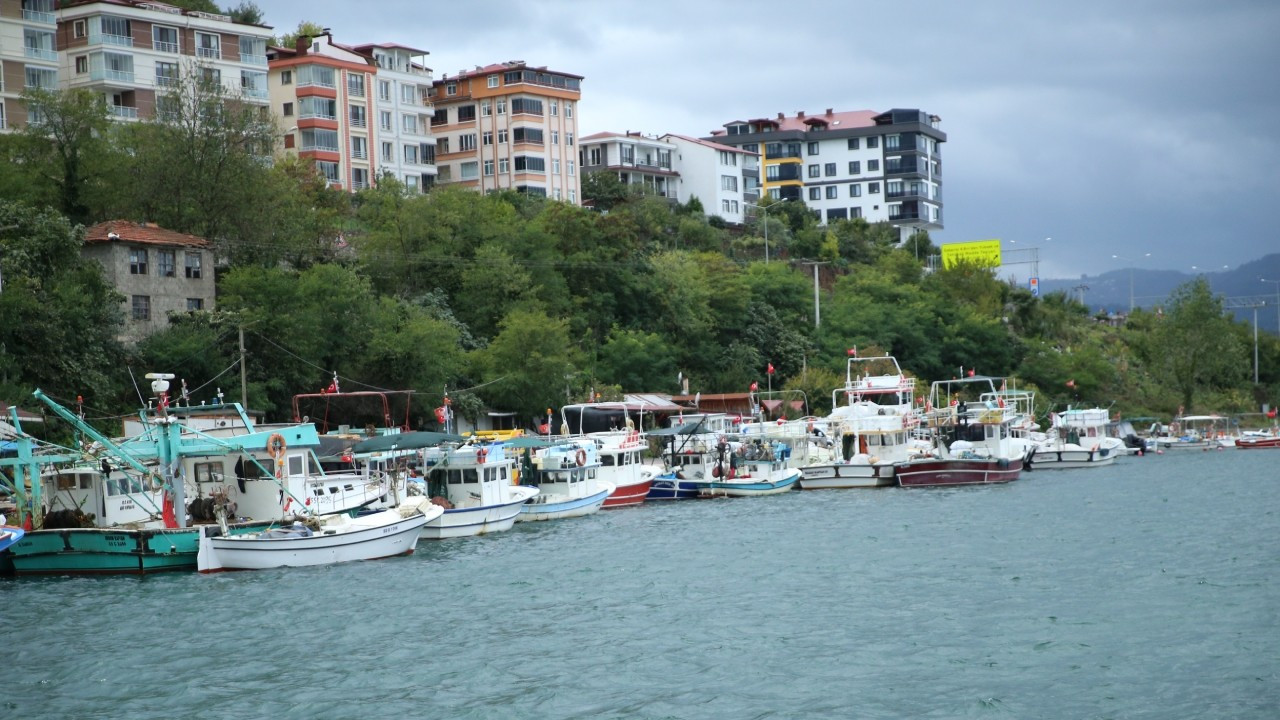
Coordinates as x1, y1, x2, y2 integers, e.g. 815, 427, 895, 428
84, 221, 211, 249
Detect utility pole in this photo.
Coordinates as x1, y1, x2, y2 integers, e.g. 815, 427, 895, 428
239, 323, 248, 409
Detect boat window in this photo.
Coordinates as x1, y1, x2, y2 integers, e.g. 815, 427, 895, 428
309, 455, 323, 474
288, 455, 303, 476
463, 469, 478, 484
194, 461, 220, 483
588, 469, 596, 479
106, 478, 121, 496
56, 474, 75, 490
447, 470, 463, 485
313, 488, 325, 497
79, 473, 93, 489
499, 467, 508, 481
601, 454, 616, 466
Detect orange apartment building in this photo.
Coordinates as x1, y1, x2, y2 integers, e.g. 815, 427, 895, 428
429, 60, 582, 201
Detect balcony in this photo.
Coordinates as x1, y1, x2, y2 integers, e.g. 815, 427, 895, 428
197, 47, 221, 60
153, 41, 179, 54
23, 9, 55, 24
299, 142, 340, 153
240, 54, 268, 66
352, 148, 368, 160
24, 46, 58, 61
90, 33, 134, 48
108, 105, 139, 119
90, 68, 136, 84
156, 75, 178, 88
241, 87, 268, 100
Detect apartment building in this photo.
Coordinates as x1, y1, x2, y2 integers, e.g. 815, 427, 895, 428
706, 108, 945, 239
429, 60, 582, 201
0, 0, 60, 129
579, 131, 678, 200
352, 42, 435, 193
660, 133, 758, 225
81, 219, 216, 342
0, 0, 274, 128
268, 33, 377, 191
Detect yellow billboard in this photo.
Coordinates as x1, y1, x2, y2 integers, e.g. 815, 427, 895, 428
941, 239, 1002, 269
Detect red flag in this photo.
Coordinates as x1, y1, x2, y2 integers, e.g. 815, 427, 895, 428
1066, 379, 1076, 389
161, 493, 177, 528
749, 381, 759, 392
848, 347, 857, 357
767, 363, 775, 375
1267, 409, 1277, 418
967, 369, 975, 377
434, 406, 447, 424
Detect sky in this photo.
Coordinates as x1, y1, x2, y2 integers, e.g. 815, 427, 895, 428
259, 0, 1280, 281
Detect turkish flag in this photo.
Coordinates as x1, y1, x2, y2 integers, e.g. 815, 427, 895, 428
750, 381, 759, 392
767, 363, 775, 375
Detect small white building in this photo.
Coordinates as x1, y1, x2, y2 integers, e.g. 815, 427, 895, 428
661, 133, 759, 225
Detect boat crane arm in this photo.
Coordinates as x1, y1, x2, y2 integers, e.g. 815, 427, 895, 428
32, 389, 157, 480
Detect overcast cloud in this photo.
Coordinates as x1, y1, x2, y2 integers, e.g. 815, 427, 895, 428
261, 0, 1279, 279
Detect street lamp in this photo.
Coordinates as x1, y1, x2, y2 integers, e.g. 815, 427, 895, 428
1112, 252, 1151, 312
744, 200, 788, 264
1263, 278, 1280, 335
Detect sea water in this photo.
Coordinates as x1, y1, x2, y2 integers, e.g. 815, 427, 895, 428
3, 449, 1277, 719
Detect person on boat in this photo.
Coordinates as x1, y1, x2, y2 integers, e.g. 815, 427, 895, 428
234, 456, 247, 493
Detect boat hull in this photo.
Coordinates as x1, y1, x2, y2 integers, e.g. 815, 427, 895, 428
1029, 447, 1118, 469
7, 524, 268, 576
420, 487, 537, 539
602, 478, 652, 507
197, 510, 429, 572
1236, 436, 1280, 449
798, 463, 896, 489
645, 474, 703, 500
517, 485, 612, 521
695, 469, 802, 497
896, 458, 1022, 487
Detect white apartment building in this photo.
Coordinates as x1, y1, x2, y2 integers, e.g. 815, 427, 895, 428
661, 133, 758, 225
353, 42, 435, 193
578, 131, 678, 200
0, 0, 60, 129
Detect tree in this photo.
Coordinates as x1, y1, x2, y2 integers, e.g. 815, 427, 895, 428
1152, 277, 1246, 411
596, 327, 678, 392
0, 201, 126, 403
276, 21, 328, 50
224, 1, 264, 24
580, 171, 631, 212
472, 309, 582, 419
15, 88, 117, 225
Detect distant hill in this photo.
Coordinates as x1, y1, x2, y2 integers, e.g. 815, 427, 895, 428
1039, 253, 1280, 333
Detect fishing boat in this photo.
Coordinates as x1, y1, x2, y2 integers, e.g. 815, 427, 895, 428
799, 354, 920, 489
644, 418, 726, 500
1149, 414, 1233, 451
1235, 431, 1280, 449
516, 442, 614, 521
0, 516, 24, 554
413, 439, 539, 539
559, 402, 659, 507
693, 438, 801, 497
1029, 408, 1125, 469
895, 375, 1032, 488
196, 497, 438, 572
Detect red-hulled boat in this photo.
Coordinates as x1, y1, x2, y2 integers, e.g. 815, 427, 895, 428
895, 374, 1035, 488
1235, 433, 1280, 449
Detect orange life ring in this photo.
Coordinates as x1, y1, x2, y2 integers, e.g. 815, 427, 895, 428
266, 433, 287, 463
575, 449, 587, 467
476, 447, 488, 464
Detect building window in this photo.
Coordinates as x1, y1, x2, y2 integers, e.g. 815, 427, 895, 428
551, 130, 560, 145
825, 185, 838, 199
808, 187, 821, 200
380, 111, 391, 131
849, 161, 861, 175
460, 134, 477, 151
869, 182, 880, 194
129, 248, 148, 275
446, 82, 456, 96
460, 161, 478, 180
851, 207, 863, 218
281, 70, 292, 85
481, 99, 491, 116
381, 141, 393, 162
195, 32, 220, 60
565, 102, 573, 118
402, 114, 418, 134
316, 161, 339, 184
566, 132, 574, 145
483, 159, 494, 176
498, 158, 509, 174
131, 295, 150, 321
74, 19, 86, 38
550, 100, 558, 116
497, 129, 508, 144
847, 138, 859, 150
807, 164, 820, 178
497, 98, 507, 114
483, 131, 493, 146
404, 144, 419, 164
808, 142, 820, 155
348, 73, 365, 97
184, 252, 202, 278
157, 249, 175, 277
351, 136, 367, 159
75, 56, 88, 74
827, 208, 847, 222
514, 156, 545, 172
567, 161, 575, 176
825, 163, 836, 177
457, 105, 476, 122
487, 75, 498, 88
352, 167, 369, 189
867, 137, 879, 149
349, 105, 368, 127
868, 159, 880, 172
552, 158, 560, 174
187, 298, 204, 311
282, 102, 293, 117
379, 80, 390, 101
721, 175, 738, 191
886, 134, 900, 150
849, 184, 861, 197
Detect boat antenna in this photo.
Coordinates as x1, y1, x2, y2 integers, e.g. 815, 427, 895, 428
127, 365, 147, 407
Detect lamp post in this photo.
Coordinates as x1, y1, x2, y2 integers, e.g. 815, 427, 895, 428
745, 200, 788, 264
1112, 252, 1151, 312
1263, 278, 1280, 335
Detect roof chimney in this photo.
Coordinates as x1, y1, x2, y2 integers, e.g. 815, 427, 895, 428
295, 35, 308, 55
826, 108, 833, 116
777, 112, 784, 120
797, 110, 805, 119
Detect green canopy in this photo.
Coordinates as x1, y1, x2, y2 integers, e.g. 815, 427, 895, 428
645, 422, 707, 437
350, 431, 465, 454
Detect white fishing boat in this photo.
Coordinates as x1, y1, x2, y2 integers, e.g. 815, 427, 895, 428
196, 497, 439, 572
415, 441, 538, 539
1149, 414, 1232, 451
693, 438, 801, 497
516, 442, 614, 521
1029, 408, 1125, 469
799, 354, 920, 489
